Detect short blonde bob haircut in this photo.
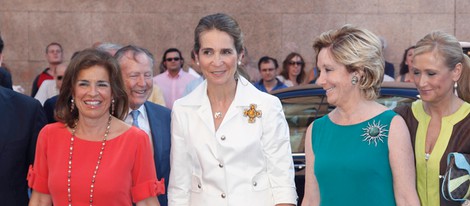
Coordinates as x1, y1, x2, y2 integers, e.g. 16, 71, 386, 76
313, 24, 384, 100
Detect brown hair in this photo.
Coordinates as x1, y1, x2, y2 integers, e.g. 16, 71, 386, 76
193, 13, 249, 80
45, 42, 63, 53
280, 52, 306, 85
55, 49, 128, 127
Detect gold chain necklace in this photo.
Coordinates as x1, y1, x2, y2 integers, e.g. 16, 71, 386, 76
68, 115, 112, 206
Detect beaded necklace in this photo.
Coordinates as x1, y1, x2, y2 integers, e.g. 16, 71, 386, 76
68, 115, 112, 206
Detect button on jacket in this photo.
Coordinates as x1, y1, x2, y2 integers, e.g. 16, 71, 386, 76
168, 77, 297, 206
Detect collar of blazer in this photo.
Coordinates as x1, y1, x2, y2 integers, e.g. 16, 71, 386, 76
177, 76, 259, 108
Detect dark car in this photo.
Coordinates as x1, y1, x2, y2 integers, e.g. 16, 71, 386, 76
461, 41, 470, 57
270, 81, 420, 204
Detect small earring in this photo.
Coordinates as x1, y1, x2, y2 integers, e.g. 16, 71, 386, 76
196, 62, 199, 66
70, 99, 75, 112
111, 99, 115, 115
238, 60, 241, 66
351, 76, 359, 85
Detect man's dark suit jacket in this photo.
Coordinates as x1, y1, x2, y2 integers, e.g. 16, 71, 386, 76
144, 101, 171, 206
0, 86, 47, 205
0, 67, 12, 89
43, 95, 58, 124
385, 61, 395, 78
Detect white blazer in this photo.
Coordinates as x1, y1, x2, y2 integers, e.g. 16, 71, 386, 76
168, 77, 297, 206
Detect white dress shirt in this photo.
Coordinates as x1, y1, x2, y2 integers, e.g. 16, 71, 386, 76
125, 105, 152, 144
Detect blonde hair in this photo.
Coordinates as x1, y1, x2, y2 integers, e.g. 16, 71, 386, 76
313, 24, 384, 100
414, 31, 470, 102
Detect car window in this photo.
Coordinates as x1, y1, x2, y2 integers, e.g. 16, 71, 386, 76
281, 95, 331, 154
281, 94, 416, 154
376, 95, 416, 109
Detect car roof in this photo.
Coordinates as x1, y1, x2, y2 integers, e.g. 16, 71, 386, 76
460, 41, 470, 48
271, 81, 417, 95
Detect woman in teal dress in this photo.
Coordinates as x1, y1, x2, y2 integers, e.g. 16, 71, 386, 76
301, 25, 420, 206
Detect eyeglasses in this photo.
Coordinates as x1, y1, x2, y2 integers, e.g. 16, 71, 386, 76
57, 76, 63, 80
288, 61, 304, 66
165, 57, 181, 62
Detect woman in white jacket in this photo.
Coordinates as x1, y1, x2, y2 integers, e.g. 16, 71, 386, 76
168, 13, 297, 206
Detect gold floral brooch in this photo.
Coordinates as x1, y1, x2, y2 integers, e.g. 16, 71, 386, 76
243, 104, 262, 123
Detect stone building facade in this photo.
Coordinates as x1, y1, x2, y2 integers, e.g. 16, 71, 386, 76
1, 0, 469, 94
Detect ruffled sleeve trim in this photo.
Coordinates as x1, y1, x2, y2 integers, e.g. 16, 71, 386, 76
27, 165, 50, 194
132, 178, 165, 203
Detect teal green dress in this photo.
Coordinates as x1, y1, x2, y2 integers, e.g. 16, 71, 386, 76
312, 110, 397, 206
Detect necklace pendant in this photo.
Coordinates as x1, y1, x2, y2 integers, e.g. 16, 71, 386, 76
425, 153, 430, 160
214, 112, 222, 119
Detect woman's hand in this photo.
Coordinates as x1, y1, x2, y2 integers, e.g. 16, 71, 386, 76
136, 196, 160, 206
28, 190, 52, 206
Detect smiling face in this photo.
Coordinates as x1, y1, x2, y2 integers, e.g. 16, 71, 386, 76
316, 48, 358, 107
73, 65, 112, 120
197, 29, 240, 86
288, 55, 303, 78
412, 51, 461, 104
120, 52, 153, 110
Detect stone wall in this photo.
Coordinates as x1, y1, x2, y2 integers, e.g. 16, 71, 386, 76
1, 0, 469, 95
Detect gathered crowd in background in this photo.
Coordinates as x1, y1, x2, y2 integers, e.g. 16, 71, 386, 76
1, 11, 470, 206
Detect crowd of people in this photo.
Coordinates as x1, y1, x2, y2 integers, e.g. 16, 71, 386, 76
1, 12, 470, 206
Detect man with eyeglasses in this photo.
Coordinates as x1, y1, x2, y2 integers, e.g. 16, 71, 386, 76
34, 63, 66, 105
254, 56, 287, 93
153, 48, 196, 109
31, 42, 64, 97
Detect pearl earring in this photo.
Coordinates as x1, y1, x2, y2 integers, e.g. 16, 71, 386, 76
70, 98, 75, 112
111, 99, 115, 115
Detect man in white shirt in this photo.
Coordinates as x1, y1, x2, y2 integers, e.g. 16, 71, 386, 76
34, 64, 66, 105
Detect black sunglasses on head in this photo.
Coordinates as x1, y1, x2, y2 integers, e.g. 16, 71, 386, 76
165, 57, 181, 62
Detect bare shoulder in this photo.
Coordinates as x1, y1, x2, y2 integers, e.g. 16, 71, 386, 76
388, 113, 411, 145
390, 113, 407, 129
